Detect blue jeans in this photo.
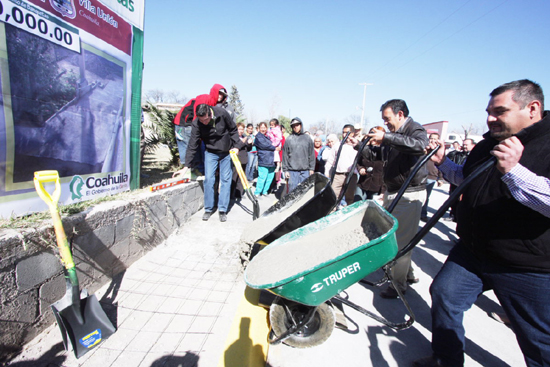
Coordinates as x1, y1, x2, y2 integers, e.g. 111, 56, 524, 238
255, 166, 275, 195
246, 152, 257, 182
288, 170, 310, 193
430, 242, 550, 367
175, 125, 192, 165
421, 179, 436, 218
204, 151, 232, 213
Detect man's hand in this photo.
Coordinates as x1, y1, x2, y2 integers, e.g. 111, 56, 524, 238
367, 129, 385, 146
347, 136, 358, 146
172, 167, 188, 178
427, 138, 446, 166
359, 167, 367, 175
285, 172, 290, 179
230, 148, 239, 154
309, 170, 314, 176
491, 136, 523, 174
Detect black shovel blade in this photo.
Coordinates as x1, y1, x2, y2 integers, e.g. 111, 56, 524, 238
52, 294, 116, 359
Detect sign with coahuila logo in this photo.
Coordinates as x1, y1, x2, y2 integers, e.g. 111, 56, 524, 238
0, 0, 144, 218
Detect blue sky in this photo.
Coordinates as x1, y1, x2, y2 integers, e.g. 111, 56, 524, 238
142, 0, 550, 135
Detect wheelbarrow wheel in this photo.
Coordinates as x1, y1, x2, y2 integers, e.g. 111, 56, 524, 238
269, 298, 335, 348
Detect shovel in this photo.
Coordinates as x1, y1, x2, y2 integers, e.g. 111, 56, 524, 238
34, 170, 116, 358
230, 151, 260, 219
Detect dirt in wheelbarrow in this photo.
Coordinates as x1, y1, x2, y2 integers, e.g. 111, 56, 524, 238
240, 188, 316, 243
246, 210, 380, 286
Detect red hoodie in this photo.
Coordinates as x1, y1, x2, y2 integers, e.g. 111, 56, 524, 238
209, 84, 227, 105
173, 93, 216, 126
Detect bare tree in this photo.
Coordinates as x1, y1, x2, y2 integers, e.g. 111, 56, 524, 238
461, 123, 479, 139
247, 108, 260, 125
309, 118, 340, 136
267, 93, 282, 119
344, 114, 361, 125
166, 90, 188, 104
144, 89, 187, 104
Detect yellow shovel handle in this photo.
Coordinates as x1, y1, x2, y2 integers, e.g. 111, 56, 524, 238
230, 151, 251, 190
33, 171, 75, 270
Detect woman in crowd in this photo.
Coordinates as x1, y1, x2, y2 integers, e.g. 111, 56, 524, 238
253, 122, 277, 196
231, 123, 253, 201
313, 136, 326, 174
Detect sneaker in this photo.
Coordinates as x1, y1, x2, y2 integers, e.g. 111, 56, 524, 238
413, 356, 450, 367
219, 212, 227, 222
202, 212, 213, 221
379, 286, 405, 299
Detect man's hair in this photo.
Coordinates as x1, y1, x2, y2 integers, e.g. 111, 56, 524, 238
237, 122, 245, 129
258, 121, 268, 129
429, 133, 440, 139
463, 138, 475, 145
327, 134, 338, 143
270, 118, 279, 126
246, 123, 253, 129
490, 79, 544, 110
380, 99, 409, 117
342, 124, 355, 133
196, 104, 210, 117
453, 141, 460, 145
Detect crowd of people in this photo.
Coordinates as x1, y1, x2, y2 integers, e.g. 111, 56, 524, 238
168, 79, 550, 367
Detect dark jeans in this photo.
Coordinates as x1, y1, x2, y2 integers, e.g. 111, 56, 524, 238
430, 242, 550, 367
421, 179, 436, 218
245, 152, 257, 182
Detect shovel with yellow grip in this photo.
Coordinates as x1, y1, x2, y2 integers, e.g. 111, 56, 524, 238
34, 170, 115, 358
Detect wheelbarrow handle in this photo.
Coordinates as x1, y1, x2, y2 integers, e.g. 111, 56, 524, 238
386, 145, 440, 214
33, 171, 77, 280
329, 131, 352, 185
334, 136, 372, 209
395, 156, 497, 260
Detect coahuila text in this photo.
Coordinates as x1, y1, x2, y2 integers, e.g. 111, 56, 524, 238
86, 173, 128, 188
323, 262, 361, 286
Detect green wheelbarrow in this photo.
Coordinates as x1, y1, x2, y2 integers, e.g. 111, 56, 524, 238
244, 157, 496, 348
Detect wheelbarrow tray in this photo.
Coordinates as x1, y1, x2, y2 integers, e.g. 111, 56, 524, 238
241, 173, 336, 244
245, 200, 398, 306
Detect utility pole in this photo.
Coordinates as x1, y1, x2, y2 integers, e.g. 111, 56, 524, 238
359, 83, 373, 130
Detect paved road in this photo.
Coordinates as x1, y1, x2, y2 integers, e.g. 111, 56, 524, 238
9, 184, 524, 367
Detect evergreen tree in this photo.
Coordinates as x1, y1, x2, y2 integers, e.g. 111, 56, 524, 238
228, 85, 245, 116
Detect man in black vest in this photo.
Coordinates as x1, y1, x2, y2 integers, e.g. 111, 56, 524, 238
415, 79, 550, 367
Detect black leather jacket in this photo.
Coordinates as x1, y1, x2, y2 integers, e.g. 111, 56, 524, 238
361, 117, 428, 193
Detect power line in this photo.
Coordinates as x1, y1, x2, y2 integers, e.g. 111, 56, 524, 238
366, 0, 474, 80
373, 0, 510, 82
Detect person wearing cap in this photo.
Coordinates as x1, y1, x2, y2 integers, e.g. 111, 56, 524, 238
174, 103, 244, 222
282, 117, 316, 193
